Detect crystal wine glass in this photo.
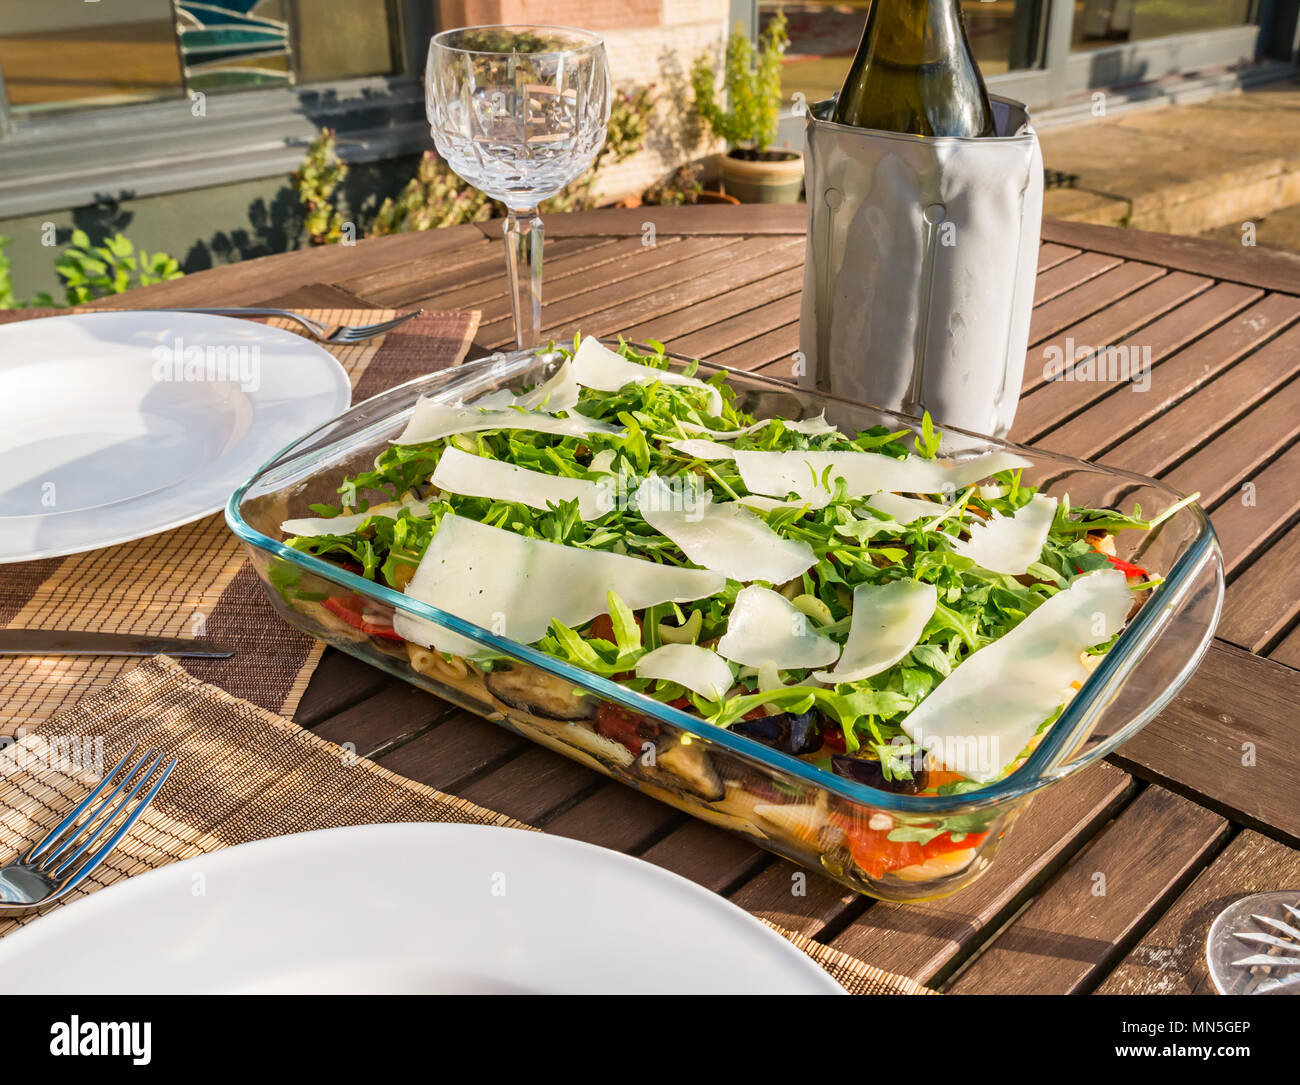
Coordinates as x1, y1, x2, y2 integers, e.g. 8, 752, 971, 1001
426, 25, 611, 349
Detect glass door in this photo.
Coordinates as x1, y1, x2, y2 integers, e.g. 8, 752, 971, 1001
764, 1, 1050, 109
755, 0, 1279, 135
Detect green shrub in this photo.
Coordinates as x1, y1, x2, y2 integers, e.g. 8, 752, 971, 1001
55, 230, 183, 304
0, 230, 183, 309
691, 12, 788, 151
368, 150, 496, 235
0, 237, 17, 309
292, 128, 350, 245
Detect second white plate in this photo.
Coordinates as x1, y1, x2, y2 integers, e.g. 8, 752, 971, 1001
0, 823, 843, 994
0, 310, 351, 562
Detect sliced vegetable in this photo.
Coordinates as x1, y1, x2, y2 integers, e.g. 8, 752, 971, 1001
898, 569, 1132, 782
594, 702, 657, 756
636, 475, 816, 585
813, 580, 937, 685
953, 493, 1057, 575
486, 664, 594, 721
1103, 553, 1148, 578
395, 397, 620, 445
431, 445, 612, 521
716, 586, 841, 669
732, 709, 823, 755
635, 643, 732, 701
395, 513, 724, 657
838, 821, 926, 879
831, 753, 928, 795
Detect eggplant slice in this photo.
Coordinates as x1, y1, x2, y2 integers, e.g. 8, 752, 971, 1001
831, 753, 929, 794
642, 738, 725, 802
486, 665, 596, 721
515, 715, 636, 771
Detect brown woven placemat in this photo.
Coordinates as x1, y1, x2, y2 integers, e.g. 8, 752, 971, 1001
0, 307, 479, 737
0, 657, 932, 996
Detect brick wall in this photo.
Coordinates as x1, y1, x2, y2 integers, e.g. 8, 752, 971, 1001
443, 0, 661, 31
595, 16, 730, 202
436, 0, 731, 202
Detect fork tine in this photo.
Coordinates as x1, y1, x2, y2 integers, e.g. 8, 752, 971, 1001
26, 743, 141, 862
55, 758, 176, 894
358, 311, 422, 334
372, 312, 422, 332
332, 324, 391, 342
331, 311, 421, 342
50, 752, 167, 879
38, 749, 157, 869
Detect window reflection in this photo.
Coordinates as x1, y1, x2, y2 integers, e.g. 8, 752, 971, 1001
0, 0, 405, 117
1072, 1, 1252, 51
0, 0, 184, 113
761, 1, 1046, 107
293, 0, 404, 83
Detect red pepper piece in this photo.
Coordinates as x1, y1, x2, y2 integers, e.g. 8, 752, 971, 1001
921, 830, 989, 860
322, 596, 403, 641
1075, 551, 1148, 578
835, 821, 926, 879
821, 722, 847, 753
1103, 553, 1148, 577
594, 703, 658, 755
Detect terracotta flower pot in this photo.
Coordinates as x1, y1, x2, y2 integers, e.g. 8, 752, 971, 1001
719, 148, 804, 204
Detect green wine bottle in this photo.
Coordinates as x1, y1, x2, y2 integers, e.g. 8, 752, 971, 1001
832, 0, 995, 137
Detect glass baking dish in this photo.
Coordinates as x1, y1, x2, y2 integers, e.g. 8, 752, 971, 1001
226, 346, 1223, 902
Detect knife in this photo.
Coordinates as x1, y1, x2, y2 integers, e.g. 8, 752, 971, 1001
0, 630, 235, 658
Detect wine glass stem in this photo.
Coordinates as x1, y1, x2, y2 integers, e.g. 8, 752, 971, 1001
504, 208, 543, 349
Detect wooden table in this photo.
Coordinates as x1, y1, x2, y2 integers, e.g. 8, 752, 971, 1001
116, 205, 1300, 994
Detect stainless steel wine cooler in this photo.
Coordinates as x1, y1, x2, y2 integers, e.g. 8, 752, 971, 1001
798, 96, 1044, 438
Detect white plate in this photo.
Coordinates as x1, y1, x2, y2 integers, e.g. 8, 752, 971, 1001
0, 311, 351, 562
0, 824, 843, 994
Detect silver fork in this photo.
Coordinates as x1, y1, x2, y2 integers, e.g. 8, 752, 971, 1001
0, 744, 177, 913
158, 307, 422, 343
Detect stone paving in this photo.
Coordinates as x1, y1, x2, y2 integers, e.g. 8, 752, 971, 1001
1040, 82, 1300, 251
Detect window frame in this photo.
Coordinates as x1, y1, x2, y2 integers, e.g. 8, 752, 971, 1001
0, 0, 436, 218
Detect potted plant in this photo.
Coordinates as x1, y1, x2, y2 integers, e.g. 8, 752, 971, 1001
690, 12, 802, 204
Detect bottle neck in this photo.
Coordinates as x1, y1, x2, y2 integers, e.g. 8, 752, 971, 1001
867, 0, 969, 67
833, 0, 993, 136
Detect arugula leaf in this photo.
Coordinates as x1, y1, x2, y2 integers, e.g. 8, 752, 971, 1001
907, 642, 951, 677
606, 590, 642, 655
912, 412, 943, 459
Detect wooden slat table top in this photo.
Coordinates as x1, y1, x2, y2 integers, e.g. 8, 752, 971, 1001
113, 205, 1300, 993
